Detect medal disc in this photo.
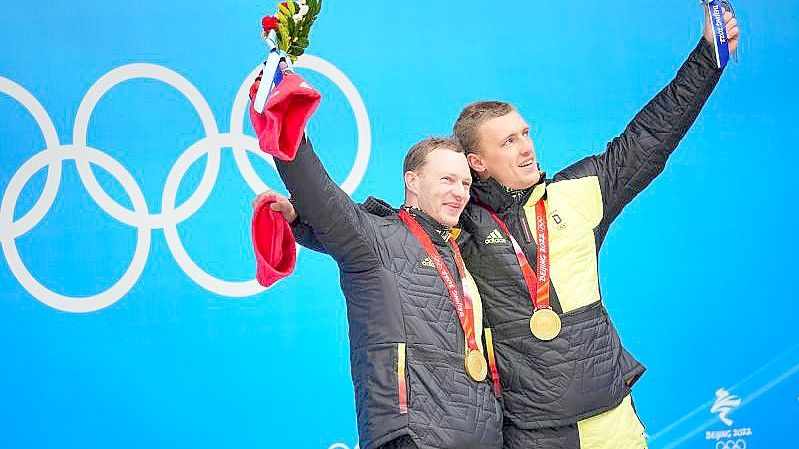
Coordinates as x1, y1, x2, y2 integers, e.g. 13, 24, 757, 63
529, 308, 562, 341
464, 349, 488, 382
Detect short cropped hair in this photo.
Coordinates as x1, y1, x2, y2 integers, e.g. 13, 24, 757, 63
402, 136, 464, 174
453, 101, 515, 154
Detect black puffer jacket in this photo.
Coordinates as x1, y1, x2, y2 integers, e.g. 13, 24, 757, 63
276, 141, 502, 449
459, 38, 723, 429
293, 39, 723, 431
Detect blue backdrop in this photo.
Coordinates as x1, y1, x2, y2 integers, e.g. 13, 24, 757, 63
1, 1, 797, 448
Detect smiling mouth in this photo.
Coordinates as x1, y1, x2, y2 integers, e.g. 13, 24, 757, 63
518, 159, 535, 168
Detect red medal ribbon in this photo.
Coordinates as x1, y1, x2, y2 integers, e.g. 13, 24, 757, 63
398, 210, 479, 353
476, 198, 551, 312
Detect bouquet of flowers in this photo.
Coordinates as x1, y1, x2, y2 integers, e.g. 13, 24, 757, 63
253, 0, 322, 113
261, 0, 323, 63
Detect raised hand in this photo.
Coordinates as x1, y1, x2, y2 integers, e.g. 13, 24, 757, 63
704, 5, 740, 54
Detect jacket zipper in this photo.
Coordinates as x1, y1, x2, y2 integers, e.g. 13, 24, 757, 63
519, 208, 533, 243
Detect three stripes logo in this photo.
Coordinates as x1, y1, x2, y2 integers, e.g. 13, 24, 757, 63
421, 257, 435, 268
484, 229, 508, 245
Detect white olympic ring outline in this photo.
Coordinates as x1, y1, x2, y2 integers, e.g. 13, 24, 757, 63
328, 443, 360, 449
715, 439, 746, 449
0, 54, 371, 313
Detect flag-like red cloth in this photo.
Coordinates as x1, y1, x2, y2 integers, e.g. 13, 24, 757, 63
251, 197, 296, 287
249, 71, 321, 161
248, 70, 320, 286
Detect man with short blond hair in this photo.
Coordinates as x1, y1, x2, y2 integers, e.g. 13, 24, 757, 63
452, 101, 515, 156
256, 134, 502, 449
447, 8, 739, 449
284, 6, 739, 448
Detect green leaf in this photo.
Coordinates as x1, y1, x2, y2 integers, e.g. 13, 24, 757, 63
278, 3, 291, 18
286, 0, 296, 15
286, 14, 295, 34
278, 24, 290, 51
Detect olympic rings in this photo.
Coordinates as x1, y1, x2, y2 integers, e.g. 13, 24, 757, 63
716, 439, 747, 449
0, 55, 371, 312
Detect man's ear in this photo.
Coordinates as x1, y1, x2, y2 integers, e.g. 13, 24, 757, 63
467, 152, 487, 175
404, 170, 419, 195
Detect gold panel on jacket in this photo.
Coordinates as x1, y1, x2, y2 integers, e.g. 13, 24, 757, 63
524, 176, 603, 313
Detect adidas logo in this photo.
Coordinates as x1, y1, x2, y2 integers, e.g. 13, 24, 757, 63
484, 229, 507, 245
421, 257, 435, 268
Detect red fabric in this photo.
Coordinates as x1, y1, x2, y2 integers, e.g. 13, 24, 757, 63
249, 72, 321, 161
251, 197, 297, 287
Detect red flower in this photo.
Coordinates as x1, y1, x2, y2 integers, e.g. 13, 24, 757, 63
261, 15, 279, 34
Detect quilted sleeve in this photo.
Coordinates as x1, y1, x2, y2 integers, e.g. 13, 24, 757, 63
290, 215, 329, 255
275, 136, 378, 271
573, 39, 724, 232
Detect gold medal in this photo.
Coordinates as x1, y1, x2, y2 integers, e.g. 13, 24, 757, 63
464, 349, 488, 382
529, 308, 562, 341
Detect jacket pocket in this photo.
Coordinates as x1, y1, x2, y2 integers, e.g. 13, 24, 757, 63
405, 344, 502, 449
350, 342, 410, 442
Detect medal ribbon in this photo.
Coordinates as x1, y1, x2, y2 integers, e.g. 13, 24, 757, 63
484, 328, 502, 398
476, 198, 551, 312
398, 210, 479, 353
703, 0, 731, 69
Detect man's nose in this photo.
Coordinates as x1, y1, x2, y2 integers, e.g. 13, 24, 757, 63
451, 182, 468, 198
519, 137, 534, 156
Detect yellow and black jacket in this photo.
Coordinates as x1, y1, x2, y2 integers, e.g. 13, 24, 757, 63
291, 37, 724, 436
459, 38, 723, 430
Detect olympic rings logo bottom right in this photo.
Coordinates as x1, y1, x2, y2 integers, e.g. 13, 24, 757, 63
715, 440, 746, 449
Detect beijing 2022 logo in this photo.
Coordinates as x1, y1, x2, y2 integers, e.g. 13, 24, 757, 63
705, 388, 753, 448
0, 55, 370, 313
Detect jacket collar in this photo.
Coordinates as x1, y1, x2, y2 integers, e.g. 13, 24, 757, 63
470, 175, 547, 213
363, 196, 461, 244
401, 206, 457, 244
